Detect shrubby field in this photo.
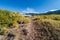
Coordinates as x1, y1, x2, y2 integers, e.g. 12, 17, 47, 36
0, 10, 60, 40
0, 10, 30, 35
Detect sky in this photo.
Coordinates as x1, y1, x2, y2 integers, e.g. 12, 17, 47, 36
0, 0, 60, 14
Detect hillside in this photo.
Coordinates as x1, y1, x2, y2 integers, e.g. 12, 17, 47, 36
0, 10, 60, 40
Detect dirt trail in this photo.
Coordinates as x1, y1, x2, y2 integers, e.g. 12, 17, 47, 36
1, 19, 60, 40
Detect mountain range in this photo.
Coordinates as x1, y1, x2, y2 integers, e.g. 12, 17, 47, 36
26, 10, 60, 15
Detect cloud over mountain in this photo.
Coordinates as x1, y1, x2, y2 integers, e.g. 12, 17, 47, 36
22, 8, 39, 13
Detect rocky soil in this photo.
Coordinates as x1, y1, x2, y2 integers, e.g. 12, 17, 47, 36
0, 21, 60, 40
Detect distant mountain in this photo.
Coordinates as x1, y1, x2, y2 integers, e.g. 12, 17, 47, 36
25, 10, 60, 15
45, 10, 60, 14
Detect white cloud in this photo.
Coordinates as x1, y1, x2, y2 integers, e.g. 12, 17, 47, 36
50, 10, 55, 11
22, 8, 39, 13
50, 9, 58, 11
50, 10, 57, 11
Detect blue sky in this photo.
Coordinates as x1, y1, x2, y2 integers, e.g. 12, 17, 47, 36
0, 0, 60, 13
